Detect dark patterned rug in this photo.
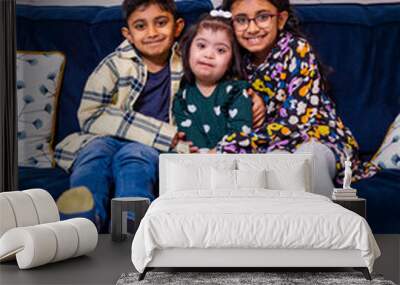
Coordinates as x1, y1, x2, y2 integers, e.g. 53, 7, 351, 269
117, 271, 396, 285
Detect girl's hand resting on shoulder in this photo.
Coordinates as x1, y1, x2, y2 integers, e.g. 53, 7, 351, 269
248, 88, 266, 129
188, 142, 199, 153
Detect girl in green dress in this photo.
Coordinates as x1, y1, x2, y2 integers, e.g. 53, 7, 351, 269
173, 12, 253, 153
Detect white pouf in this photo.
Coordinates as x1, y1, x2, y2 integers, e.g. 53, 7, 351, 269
0, 196, 17, 237
0, 218, 97, 269
24, 188, 60, 223
0, 191, 40, 228
0, 189, 98, 269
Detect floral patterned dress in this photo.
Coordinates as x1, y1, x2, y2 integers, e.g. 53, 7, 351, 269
217, 31, 378, 184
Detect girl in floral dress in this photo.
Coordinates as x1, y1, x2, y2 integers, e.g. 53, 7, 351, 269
219, 0, 378, 193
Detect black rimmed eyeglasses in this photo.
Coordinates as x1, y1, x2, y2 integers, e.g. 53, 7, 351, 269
232, 12, 281, 32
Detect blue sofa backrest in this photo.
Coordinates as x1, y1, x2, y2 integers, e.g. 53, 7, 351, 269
296, 4, 400, 158
16, 3, 400, 158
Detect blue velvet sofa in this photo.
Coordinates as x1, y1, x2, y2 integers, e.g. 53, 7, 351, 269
17, 3, 400, 234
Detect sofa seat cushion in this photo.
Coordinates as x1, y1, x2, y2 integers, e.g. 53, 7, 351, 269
18, 167, 70, 201
353, 169, 400, 234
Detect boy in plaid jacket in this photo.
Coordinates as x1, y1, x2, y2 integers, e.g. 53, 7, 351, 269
54, 0, 187, 230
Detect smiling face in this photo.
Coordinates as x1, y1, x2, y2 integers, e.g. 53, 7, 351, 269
231, 0, 288, 64
189, 28, 233, 86
122, 3, 183, 64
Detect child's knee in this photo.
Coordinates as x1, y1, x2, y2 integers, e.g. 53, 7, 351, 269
114, 141, 159, 164
73, 137, 117, 167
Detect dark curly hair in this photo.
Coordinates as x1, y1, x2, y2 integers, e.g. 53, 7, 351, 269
179, 13, 245, 85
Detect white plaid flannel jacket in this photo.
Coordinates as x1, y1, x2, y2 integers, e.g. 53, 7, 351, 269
54, 40, 183, 171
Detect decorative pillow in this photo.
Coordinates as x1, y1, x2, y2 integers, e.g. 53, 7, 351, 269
167, 162, 212, 191
211, 168, 237, 190
165, 157, 236, 192
17, 51, 65, 168
266, 163, 307, 192
236, 169, 267, 189
372, 114, 400, 169
211, 169, 267, 190
237, 159, 310, 192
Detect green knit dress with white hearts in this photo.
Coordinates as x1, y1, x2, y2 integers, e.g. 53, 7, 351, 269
173, 80, 252, 149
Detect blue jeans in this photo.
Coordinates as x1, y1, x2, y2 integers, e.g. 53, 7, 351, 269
70, 136, 159, 225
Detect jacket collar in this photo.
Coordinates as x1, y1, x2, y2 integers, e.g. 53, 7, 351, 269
116, 40, 141, 60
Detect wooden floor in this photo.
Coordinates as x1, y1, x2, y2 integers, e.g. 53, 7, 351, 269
0, 234, 399, 285
0, 235, 134, 285
374, 234, 400, 284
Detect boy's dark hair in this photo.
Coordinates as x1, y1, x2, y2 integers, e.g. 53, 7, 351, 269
222, 0, 331, 92
179, 13, 245, 85
122, 0, 178, 23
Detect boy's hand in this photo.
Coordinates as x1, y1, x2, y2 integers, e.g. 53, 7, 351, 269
248, 88, 266, 129
171, 132, 199, 153
170, 132, 185, 150
207, 148, 217, 154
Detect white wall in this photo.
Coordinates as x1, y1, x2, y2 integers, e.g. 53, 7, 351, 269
16, 0, 122, 6
292, 0, 400, 3
15, 0, 400, 6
